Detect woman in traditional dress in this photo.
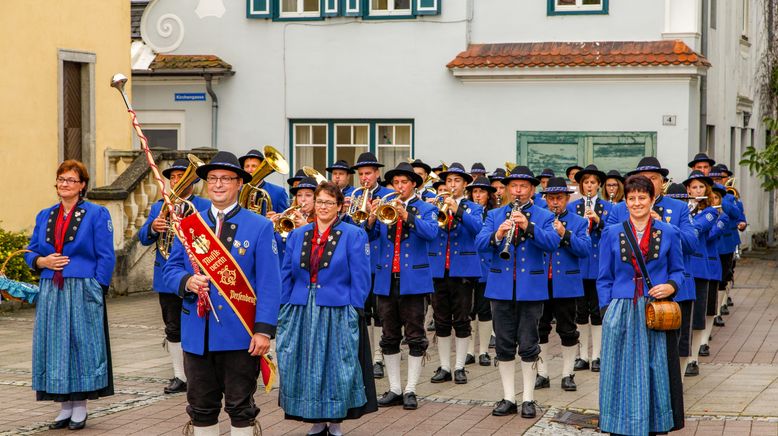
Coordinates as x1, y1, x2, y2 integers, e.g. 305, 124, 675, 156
597, 175, 685, 435
277, 182, 376, 436
25, 159, 116, 430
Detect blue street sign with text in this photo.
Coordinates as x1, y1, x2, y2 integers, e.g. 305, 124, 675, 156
175, 93, 206, 101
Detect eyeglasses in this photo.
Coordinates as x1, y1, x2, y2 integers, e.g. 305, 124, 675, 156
56, 177, 81, 185
315, 200, 338, 208
206, 176, 240, 185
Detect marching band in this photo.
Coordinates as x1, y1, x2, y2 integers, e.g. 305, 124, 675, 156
30, 142, 750, 435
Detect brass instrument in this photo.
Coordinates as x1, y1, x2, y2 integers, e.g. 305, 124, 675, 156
348, 183, 371, 224
238, 145, 290, 215
505, 161, 517, 172
303, 166, 327, 185
724, 177, 740, 199
609, 192, 615, 204
499, 199, 531, 260
157, 154, 204, 259
661, 178, 673, 195
432, 190, 452, 228
421, 171, 440, 196
274, 201, 302, 239
375, 192, 403, 225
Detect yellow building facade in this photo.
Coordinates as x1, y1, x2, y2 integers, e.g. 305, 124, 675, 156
0, 1, 132, 232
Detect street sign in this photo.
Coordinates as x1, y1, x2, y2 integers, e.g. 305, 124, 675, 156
175, 93, 206, 102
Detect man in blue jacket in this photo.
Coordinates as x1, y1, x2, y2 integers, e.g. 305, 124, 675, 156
138, 158, 211, 394
476, 166, 561, 419
239, 149, 288, 214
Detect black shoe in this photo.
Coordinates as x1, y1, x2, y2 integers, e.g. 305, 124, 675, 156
573, 358, 589, 371
492, 399, 518, 416
373, 361, 385, 379
714, 316, 725, 327
561, 374, 577, 391
727, 296, 733, 307
720, 305, 730, 315
478, 353, 491, 366
430, 367, 452, 383
49, 418, 70, 430
377, 391, 403, 407
489, 335, 496, 349
685, 361, 700, 376
465, 353, 476, 365
403, 392, 418, 410
591, 358, 601, 372
426, 320, 436, 332
68, 415, 87, 430
164, 377, 187, 394
699, 344, 710, 357
454, 368, 468, 384
534, 374, 550, 389
521, 401, 537, 418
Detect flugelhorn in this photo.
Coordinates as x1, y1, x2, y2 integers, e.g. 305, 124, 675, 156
238, 145, 289, 215
348, 183, 371, 224
157, 154, 205, 259
274, 201, 302, 239
432, 190, 452, 228
375, 192, 402, 225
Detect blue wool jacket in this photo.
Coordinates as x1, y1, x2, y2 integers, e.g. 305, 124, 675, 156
429, 199, 484, 278
567, 196, 613, 279
687, 206, 718, 280
718, 193, 746, 254
545, 210, 591, 299
138, 196, 211, 293
345, 184, 394, 274
707, 212, 729, 281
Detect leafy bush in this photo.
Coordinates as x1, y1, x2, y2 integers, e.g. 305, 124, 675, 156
0, 227, 36, 284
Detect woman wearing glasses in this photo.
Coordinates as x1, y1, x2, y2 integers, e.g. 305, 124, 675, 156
277, 182, 376, 436
25, 160, 116, 430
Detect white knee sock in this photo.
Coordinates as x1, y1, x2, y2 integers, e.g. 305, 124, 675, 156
71, 400, 87, 423
690, 330, 704, 363
579, 323, 590, 361
230, 425, 255, 436
701, 316, 714, 346
591, 325, 602, 361
168, 341, 187, 382
467, 321, 477, 356
537, 347, 549, 377
372, 326, 383, 363
437, 335, 452, 372
478, 321, 492, 355
455, 337, 469, 370
717, 291, 726, 315
562, 345, 577, 377
384, 353, 402, 395
193, 424, 219, 436
405, 355, 423, 394
521, 361, 537, 402
327, 423, 343, 436
308, 423, 327, 435
55, 401, 73, 421
498, 360, 516, 402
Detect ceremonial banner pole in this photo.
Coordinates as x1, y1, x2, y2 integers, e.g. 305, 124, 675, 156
110, 73, 219, 322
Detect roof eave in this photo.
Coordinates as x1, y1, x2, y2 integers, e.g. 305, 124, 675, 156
131, 68, 235, 77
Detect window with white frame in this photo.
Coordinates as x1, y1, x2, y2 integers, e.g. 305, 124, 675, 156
376, 124, 412, 170
335, 124, 369, 185
280, 0, 320, 17
370, 0, 412, 16
294, 124, 328, 174
550, 0, 606, 13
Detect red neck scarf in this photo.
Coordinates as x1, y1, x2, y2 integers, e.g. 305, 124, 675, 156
53, 203, 76, 289
309, 221, 333, 284
628, 218, 652, 302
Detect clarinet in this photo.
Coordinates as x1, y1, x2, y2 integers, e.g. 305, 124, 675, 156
499, 199, 530, 260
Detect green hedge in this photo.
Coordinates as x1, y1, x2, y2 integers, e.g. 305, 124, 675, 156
0, 228, 35, 284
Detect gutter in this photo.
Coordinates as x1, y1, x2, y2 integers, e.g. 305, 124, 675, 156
204, 74, 218, 149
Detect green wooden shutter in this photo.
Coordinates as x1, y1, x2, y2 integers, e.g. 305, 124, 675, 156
341, 0, 361, 16
246, 0, 272, 18
322, 0, 338, 16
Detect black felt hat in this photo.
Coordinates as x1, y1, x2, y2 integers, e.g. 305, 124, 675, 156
351, 152, 384, 170
565, 165, 583, 178
162, 158, 196, 180
541, 177, 575, 194
470, 162, 487, 175
682, 170, 713, 187
715, 164, 733, 177
326, 159, 355, 174
196, 151, 252, 183
537, 168, 555, 179
287, 169, 306, 186
665, 183, 689, 200
410, 159, 432, 174
502, 166, 539, 186
574, 164, 607, 185
238, 149, 264, 168
289, 176, 320, 195
488, 168, 506, 183
466, 176, 496, 193
688, 153, 716, 168
438, 162, 474, 184
605, 169, 625, 184
626, 156, 670, 178
384, 162, 423, 188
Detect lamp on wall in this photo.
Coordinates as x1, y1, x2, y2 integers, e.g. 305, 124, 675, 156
743, 111, 752, 127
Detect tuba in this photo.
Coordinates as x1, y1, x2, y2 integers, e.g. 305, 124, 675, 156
724, 178, 740, 199
347, 183, 371, 224
375, 192, 402, 225
157, 154, 204, 259
505, 161, 517, 172
238, 145, 289, 215
421, 171, 440, 196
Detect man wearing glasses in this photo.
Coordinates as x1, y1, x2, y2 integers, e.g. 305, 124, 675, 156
163, 151, 281, 436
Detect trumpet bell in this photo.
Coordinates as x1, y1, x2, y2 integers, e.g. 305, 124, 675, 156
303, 166, 327, 185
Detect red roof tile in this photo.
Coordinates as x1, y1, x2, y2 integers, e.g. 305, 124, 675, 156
446, 40, 710, 69
149, 54, 232, 71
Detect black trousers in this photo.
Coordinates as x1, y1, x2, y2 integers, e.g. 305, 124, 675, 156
719, 253, 734, 289
678, 300, 693, 357
576, 279, 602, 325
706, 280, 720, 316
538, 284, 579, 347
377, 277, 428, 357
490, 299, 543, 362
432, 271, 475, 338
470, 282, 492, 322
159, 293, 183, 342
184, 350, 260, 427
692, 278, 709, 329
365, 273, 382, 327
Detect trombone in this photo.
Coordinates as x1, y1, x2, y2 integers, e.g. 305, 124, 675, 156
157, 154, 204, 259
238, 145, 289, 216
347, 183, 371, 225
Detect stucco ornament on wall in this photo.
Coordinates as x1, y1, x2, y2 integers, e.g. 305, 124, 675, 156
195, 0, 226, 19
140, 0, 185, 53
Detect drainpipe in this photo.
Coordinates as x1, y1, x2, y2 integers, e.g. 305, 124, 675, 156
204, 74, 218, 149
699, 0, 708, 154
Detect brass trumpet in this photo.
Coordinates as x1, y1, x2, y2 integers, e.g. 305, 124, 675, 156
274, 202, 302, 239
432, 190, 452, 228
238, 145, 289, 215
375, 192, 403, 225
157, 154, 204, 259
348, 183, 371, 225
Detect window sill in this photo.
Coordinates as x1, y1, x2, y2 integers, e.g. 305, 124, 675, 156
740, 35, 752, 48
547, 9, 608, 15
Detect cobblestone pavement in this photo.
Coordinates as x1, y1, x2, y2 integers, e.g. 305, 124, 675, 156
1, 254, 777, 434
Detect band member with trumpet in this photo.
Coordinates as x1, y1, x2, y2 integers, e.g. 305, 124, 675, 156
278, 182, 376, 436
327, 159, 356, 198
475, 166, 561, 419
688, 152, 716, 176
349, 152, 394, 379
710, 164, 746, 314
602, 170, 625, 204
239, 149, 288, 214
427, 163, 484, 385
366, 162, 438, 410
411, 159, 437, 200
139, 157, 211, 395
535, 177, 591, 392
698, 183, 729, 355
597, 175, 685, 435
567, 164, 611, 373
267, 176, 318, 265
163, 151, 282, 436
